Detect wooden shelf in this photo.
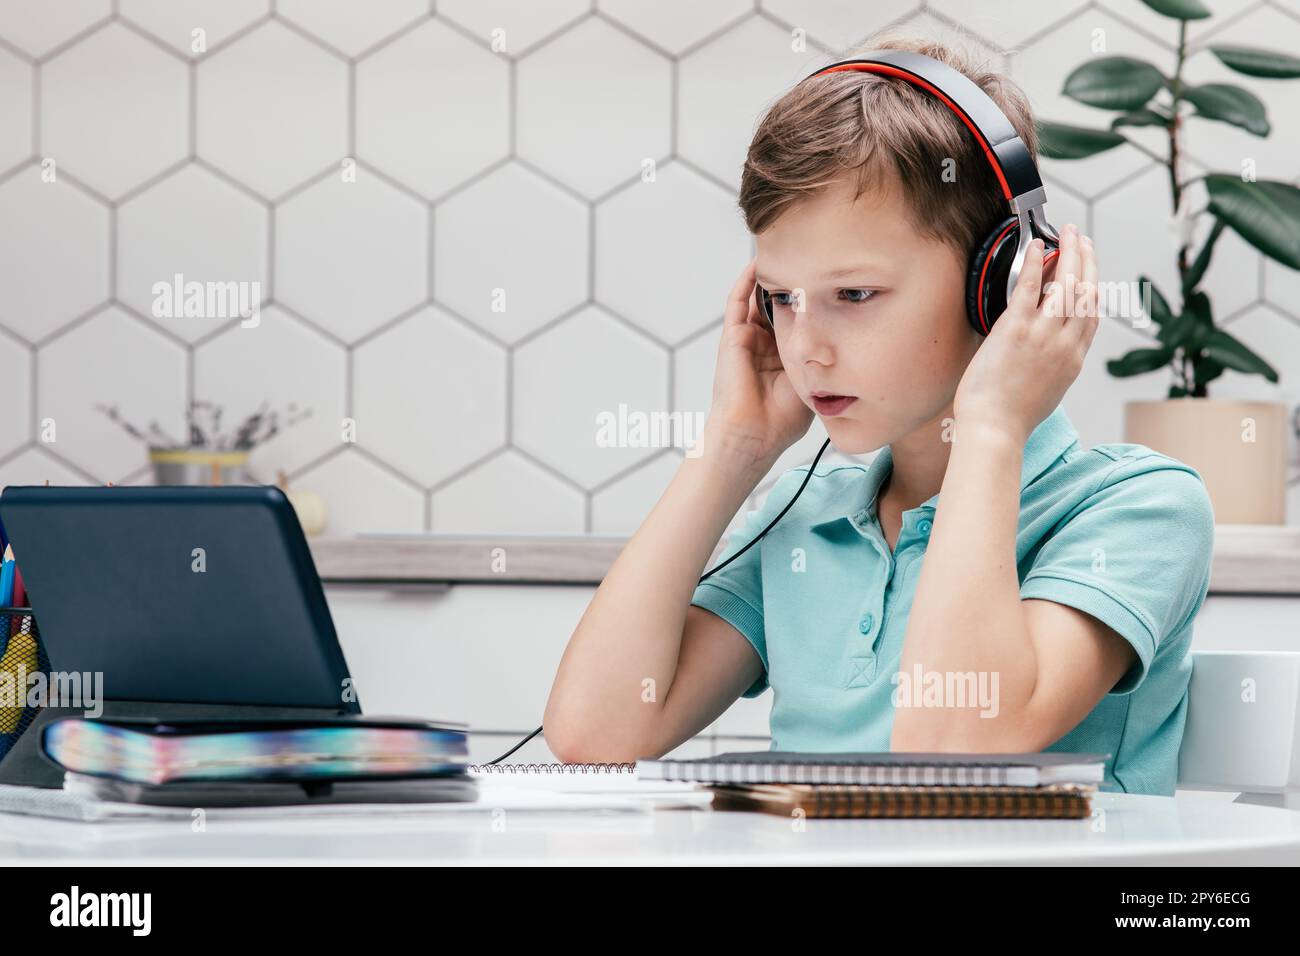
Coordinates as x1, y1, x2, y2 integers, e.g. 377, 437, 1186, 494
309, 526, 1300, 595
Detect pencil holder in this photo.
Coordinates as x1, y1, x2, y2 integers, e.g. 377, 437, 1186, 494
0, 608, 49, 763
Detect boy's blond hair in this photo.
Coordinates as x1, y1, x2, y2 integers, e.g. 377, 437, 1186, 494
739, 28, 1039, 260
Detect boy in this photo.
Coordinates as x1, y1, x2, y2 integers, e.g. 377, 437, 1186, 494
544, 31, 1214, 795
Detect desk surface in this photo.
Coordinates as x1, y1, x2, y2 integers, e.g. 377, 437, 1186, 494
2, 792, 1299, 865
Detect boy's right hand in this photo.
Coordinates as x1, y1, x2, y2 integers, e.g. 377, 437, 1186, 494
702, 260, 814, 467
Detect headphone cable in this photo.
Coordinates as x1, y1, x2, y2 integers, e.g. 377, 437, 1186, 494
483, 436, 834, 765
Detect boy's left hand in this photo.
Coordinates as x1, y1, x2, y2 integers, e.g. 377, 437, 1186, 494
953, 223, 1099, 445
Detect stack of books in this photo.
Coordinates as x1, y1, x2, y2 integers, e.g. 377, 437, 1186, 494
41, 715, 475, 807
636, 751, 1107, 819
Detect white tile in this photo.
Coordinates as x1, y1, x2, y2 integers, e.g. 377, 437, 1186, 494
196, 20, 347, 199
41, 22, 187, 199
353, 306, 508, 487
928, 0, 1089, 49
1039, 172, 1090, 236
762, 0, 921, 51
0, 329, 31, 457
516, 17, 672, 199
291, 448, 424, 535
436, 0, 589, 55
512, 305, 669, 489
274, 168, 428, 342
192, 305, 347, 476
0, 46, 32, 173
597, 0, 751, 55
594, 160, 751, 343
433, 161, 587, 343
36, 306, 187, 482
0, 447, 90, 490
0, 168, 110, 342
117, 163, 268, 343
1263, 256, 1300, 321
678, 15, 827, 187
119, 0, 268, 57
1176, 4, 1300, 180
1011, 8, 1174, 199
590, 450, 680, 534
430, 449, 585, 534
1093, 161, 1260, 327
278, 0, 426, 57
355, 18, 509, 200
0, 0, 109, 58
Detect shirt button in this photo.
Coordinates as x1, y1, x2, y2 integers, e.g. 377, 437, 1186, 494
918, 519, 932, 534
858, 613, 874, 634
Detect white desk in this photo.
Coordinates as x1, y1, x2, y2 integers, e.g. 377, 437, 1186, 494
2, 792, 1299, 865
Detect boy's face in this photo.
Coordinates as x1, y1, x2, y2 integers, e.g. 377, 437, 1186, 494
754, 168, 981, 455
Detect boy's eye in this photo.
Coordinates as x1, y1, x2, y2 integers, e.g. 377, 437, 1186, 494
839, 288, 876, 303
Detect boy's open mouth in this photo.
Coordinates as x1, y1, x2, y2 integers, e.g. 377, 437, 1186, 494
810, 392, 858, 417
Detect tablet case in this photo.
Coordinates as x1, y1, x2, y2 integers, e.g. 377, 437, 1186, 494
0, 485, 359, 789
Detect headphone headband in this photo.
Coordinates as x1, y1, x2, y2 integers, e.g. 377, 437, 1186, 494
806, 50, 1046, 216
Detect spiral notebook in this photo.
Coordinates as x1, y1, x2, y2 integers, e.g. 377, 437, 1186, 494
635, 751, 1109, 788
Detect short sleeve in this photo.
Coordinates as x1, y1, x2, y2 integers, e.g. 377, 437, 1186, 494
690, 467, 809, 698
1019, 459, 1215, 696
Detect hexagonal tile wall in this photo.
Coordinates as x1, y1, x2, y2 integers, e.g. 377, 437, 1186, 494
118, 0, 269, 57
274, 166, 428, 343
40, 21, 189, 199
0, 45, 33, 174
355, 17, 510, 200
196, 19, 347, 199
433, 161, 588, 345
0, 0, 1297, 534
0, 168, 110, 343
116, 163, 269, 342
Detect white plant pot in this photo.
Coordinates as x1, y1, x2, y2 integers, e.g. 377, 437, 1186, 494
1123, 399, 1288, 525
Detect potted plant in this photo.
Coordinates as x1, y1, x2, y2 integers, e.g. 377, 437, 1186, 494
1037, 0, 1300, 523
97, 399, 312, 486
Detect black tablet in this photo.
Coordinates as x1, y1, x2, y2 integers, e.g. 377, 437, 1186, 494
0, 485, 359, 712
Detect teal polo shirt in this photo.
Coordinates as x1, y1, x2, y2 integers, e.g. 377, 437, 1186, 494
691, 404, 1215, 795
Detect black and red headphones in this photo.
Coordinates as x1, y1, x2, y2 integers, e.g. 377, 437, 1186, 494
755, 49, 1061, 336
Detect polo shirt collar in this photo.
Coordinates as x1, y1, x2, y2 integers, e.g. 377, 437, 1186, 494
809, 404, 1079, 534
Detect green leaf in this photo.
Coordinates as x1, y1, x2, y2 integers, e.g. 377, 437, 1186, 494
1191, 354, 1227, 389
1204, 175, 1300, 269
1062, 57, 1167, 111
1181, 83, 1270, 135
1183, 289, 1213, 324
1036, 120, 1128, 159
1107, 346, 1176, 377
1141, 0, 1212, 18
1160, 290, 1213, 349
1182, 218, 1226, 293
1138, 275, 1173, 325
1110, 107, 1173, 129
1157, 311, 1199, 348
1210, 45, 1300, 79
1201, 329, 1280, 382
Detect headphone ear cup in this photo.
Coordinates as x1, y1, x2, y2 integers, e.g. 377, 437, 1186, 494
965, 216, 1019, 336
754, 284, 774, 328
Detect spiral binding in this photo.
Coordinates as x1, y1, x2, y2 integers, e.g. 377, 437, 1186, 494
467, 761, 637, 774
